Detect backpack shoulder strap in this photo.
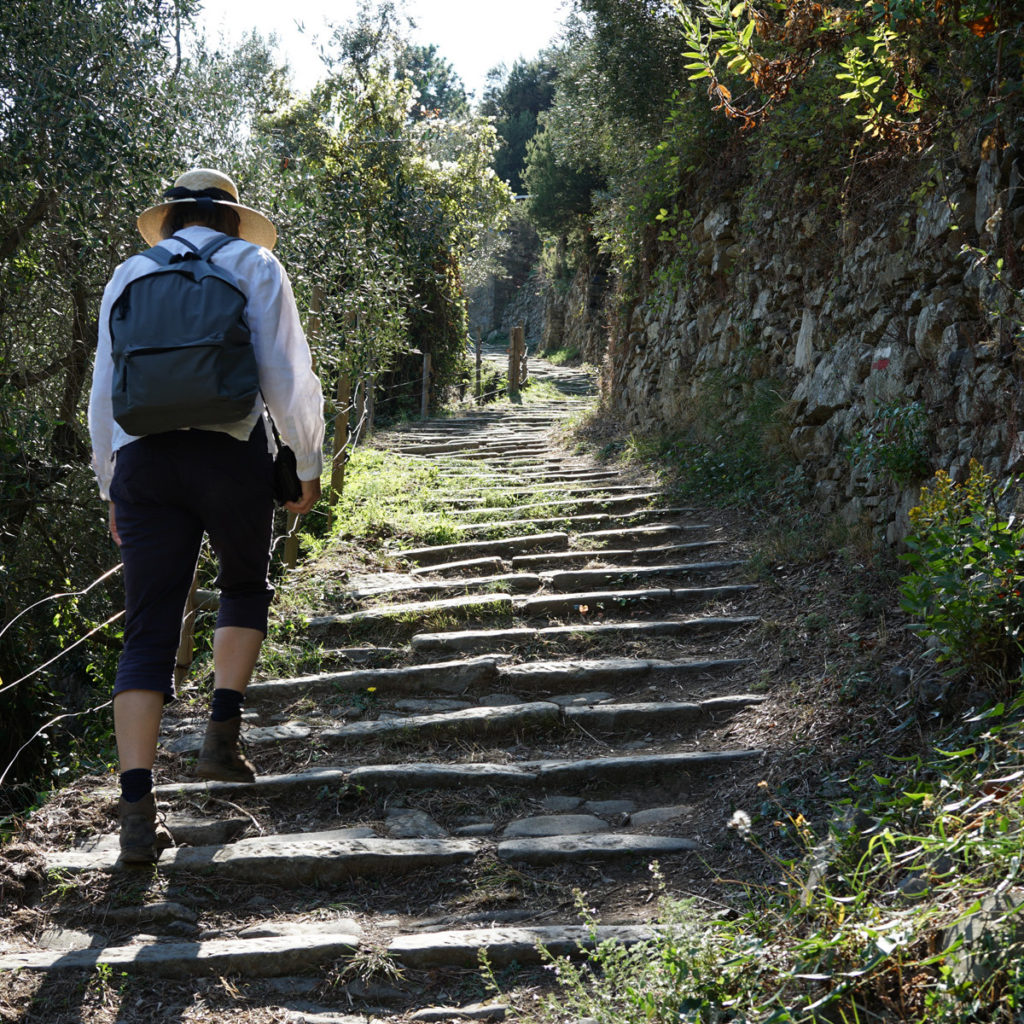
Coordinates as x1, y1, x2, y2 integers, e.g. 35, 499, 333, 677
140, 245, 173, 266
140, 235, 201, 266
197, 234, 244, 262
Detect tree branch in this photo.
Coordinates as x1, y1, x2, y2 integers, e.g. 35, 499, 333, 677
0, 190, 56, 266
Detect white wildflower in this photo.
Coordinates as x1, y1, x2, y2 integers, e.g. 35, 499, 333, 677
727, 809, 752, 837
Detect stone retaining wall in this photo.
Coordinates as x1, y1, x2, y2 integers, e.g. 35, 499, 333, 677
553, 138, 1024, 543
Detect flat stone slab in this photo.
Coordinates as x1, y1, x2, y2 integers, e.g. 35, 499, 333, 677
449, 493, 661, 518
540, 795, 582, 812
246, 656, 503, 700
231, 827, 378, 847
0, 931, 361, 977
348, 574, 542, 599
502, 814, 609, 838
385, 809, 448, 839
511, 541, 727, 568
630, 804, 694, 826
528, 749, 764, 787
411, 617, 760, 654
410, 557, 506, 577
162, 721, 310, 755
564, 702, 704, 732
237, 917, 360, 940
411, 1003, 507, 1022
459, 507, 703, 536
585, 799, 637, 815
394, 699, 475, 713
496, 657, 745, 691
388, 925, 656, 968
346, 763, 538, 790
545, 691, 614, 707
454, 823, 496, 837
310, 593, 515, 629
517, 585, 756, 617
49, 836, 478, 881
154, 765, 351, 799
548, 562, 744, 590
498, 834, 698, 864
577, 525, 709, 546
400, 532, 569, 566
320, 703, 560, 745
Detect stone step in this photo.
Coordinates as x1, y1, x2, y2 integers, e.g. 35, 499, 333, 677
312, 585, 755, 632
319, 701, 562, 745
312, 694, 762, 748
0, 931, 362, 978
246, 655, 505, 700
512, 540, 729, 573
518, 584, 757, 618
498, 656, 751, 690
447, 493, 661, 519
400, 531, 569, 566
497, 833, 699, 864
510, 541, 726, 569
387, 925, 655, 969
50, 833, 480, 879
447, 484, 658, 502
410, 616, 758, 655
348, 572, 543, 600
457, 507, 699, 536
547, 562, 745, 590
309, 593, 515, 632
579, 524, 710, 546
409, 556, 506, 576
152, 748, 761, 800
246, 655, 747, 704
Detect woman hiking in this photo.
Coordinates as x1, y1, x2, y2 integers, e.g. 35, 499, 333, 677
88, 168, 325, 863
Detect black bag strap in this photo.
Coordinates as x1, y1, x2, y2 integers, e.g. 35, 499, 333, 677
258, 389, 285, 447
139, 234, 201, 267
196, 234, 241, 261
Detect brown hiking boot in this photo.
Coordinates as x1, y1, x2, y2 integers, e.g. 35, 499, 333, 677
195, 716, 256, 783
118, 793, 168, 865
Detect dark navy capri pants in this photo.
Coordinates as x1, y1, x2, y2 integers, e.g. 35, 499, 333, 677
110, 422, 275, 701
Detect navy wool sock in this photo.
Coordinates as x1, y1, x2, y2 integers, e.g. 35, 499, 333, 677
119, 768, 153, 803
210, 688, 244, 722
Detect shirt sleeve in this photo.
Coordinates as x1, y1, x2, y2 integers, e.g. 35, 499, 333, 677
87, 278, 118, 501
244, 249, 326, 481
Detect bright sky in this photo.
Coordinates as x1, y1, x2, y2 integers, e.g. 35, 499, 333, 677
196, 0, 572, 101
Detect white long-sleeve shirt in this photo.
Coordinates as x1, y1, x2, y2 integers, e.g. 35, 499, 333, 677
88, 226, 325, 500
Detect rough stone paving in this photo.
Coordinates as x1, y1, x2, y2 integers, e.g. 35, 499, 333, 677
1, 354, 769, 1022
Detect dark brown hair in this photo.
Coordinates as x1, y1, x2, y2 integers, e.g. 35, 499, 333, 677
161, 203, 240, 238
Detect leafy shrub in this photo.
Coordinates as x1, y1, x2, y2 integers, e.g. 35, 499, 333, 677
845, 400, 931, 486
900, 460, 1024, 678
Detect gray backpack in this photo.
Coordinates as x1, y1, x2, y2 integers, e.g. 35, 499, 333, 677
109, 234, 260, 435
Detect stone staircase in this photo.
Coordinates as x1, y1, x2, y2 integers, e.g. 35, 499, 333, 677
1, 358, 770, 1022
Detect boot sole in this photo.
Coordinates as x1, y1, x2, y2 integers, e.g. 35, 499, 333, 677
119, 847, 159, 865
195, 761, 256, 783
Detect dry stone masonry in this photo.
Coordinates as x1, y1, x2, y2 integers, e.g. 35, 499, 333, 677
547, 139, 1024, 544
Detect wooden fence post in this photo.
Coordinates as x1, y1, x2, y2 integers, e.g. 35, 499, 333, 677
421, 352, 431, 420
328, 373, 352, 530
508, 325, 525, 392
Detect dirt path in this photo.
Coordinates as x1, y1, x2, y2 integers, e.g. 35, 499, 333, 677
0, 356, 773, 1022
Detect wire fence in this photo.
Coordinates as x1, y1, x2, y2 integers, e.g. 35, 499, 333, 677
0, 367, 437, 790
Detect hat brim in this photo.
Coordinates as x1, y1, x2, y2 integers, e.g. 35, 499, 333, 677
137, 198, 277, 250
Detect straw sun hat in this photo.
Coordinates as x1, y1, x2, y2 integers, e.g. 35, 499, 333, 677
137, 168, 277, 250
